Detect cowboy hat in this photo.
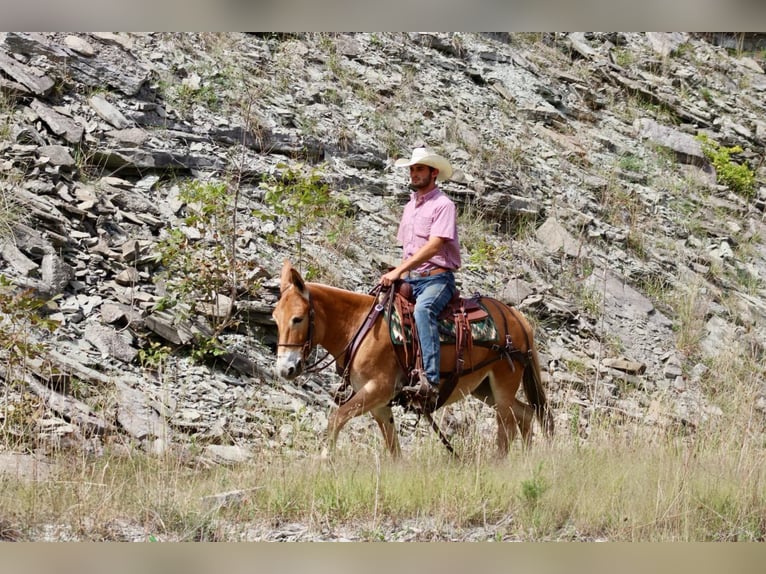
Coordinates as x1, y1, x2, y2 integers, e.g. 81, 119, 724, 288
394, 147, 453, 181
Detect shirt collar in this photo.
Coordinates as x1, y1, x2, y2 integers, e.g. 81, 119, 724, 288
411, 187, 441, 206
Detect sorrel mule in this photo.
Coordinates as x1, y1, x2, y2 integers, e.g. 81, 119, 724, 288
272, 260, 553, 459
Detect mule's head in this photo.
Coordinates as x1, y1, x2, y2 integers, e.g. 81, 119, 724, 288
272, 260, 312, 380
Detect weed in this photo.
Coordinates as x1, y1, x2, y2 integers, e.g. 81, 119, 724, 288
189, 333, 228, 364
626, 230, 648, 260
0, 90, 16, 142
565, 358, 590, 377
0, 276, 58, 450
668, 280, 708, 357
576, 283, 603, 317
323, 88, 344, 107
137, 340, 173, 370
0, 276, 58, 367
568, 404, 582, 439
520, 462, 548, 506
466, 236, 511, 271
618, 154, 643, 173
613, 48, 635, 68
1, 391, 45, 450
514, 33, 546, 45
0, 184, 24, 241
174, 83, 220, 114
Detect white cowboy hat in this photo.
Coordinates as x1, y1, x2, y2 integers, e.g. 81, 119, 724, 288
394, 147, 453, 181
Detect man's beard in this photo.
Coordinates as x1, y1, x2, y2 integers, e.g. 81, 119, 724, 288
408, 178, 431, 191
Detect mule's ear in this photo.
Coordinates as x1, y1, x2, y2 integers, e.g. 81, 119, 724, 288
279, 259, 294, 293
290, 268, 307, 296
280, 259, 307, 296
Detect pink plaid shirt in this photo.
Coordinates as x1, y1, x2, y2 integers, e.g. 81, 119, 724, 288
396, 187, 461, 273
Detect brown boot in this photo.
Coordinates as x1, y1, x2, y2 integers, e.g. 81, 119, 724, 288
402, 372, 439, 412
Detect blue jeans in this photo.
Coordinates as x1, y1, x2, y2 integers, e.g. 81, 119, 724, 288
405, 271, 456, 386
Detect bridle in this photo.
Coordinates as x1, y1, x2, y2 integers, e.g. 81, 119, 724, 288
276, 291, 315, 361
276, 293, 335, 373
276, 284, 390, 376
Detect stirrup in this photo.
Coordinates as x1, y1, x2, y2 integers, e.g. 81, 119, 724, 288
402, 370, 434, 394
401, 373, 439, 412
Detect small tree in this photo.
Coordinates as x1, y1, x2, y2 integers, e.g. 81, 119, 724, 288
256, 162, 332, 270
154, 178, 255, 361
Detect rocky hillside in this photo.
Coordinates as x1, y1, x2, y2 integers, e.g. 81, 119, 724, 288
1, 32, 765, 469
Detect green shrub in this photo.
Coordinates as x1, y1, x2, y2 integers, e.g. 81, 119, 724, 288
697, 134, 756, 197
0, 276, 58, 449
0, 276, 58, 367
520, 462, 548, 506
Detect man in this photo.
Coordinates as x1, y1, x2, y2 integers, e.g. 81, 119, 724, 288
380, 146, 461, 405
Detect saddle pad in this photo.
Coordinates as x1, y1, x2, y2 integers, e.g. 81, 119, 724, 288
387, 300, 497, 346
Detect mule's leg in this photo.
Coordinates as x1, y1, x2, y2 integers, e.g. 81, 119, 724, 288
494, 405, 518, 457
486, 362, 525, 458
370, 405, 401, 458
512, 399, 536, 448
321, 382, 394, 460
470, 377, 495, 406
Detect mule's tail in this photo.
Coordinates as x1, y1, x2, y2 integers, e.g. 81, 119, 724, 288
505, 304, 554, 438
523, 343, 555, 437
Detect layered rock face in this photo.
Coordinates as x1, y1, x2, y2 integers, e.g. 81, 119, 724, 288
0, 32, 765, 464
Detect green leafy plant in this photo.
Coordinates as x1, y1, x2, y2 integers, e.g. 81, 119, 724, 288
466, 236, 510, 271
256, 163, 333, 265
0, 276, 58, 368
618, 153, 643, 173
157, 188, 233, 315
137, 340, 173, 370
155, 179, 251, 360
613, 48, 635, 68
697, 134, 756, 197
189, 333, 227, 364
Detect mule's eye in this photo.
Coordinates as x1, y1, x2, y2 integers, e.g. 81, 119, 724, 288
291, 316, 303, 326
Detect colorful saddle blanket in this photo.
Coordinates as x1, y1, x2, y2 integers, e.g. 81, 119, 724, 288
387, 299, 497, 346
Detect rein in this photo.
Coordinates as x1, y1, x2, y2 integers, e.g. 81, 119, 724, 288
276, 282, 468, 459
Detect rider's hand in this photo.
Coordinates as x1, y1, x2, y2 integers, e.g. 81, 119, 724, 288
380, 269, 401, 287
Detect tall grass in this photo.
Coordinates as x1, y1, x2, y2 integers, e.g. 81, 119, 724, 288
0, 92, 23, 241
1, 367, 763, 541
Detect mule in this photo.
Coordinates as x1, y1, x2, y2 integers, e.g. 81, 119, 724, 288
272, 260, 553, 459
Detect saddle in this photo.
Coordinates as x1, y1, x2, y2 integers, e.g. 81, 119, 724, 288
388, 281, 495, 412
388, 282, 496, 346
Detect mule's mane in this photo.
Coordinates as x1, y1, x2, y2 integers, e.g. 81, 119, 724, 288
306, 282, 375, 305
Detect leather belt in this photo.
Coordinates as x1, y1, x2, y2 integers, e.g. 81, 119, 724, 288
404, 267, 450, 279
